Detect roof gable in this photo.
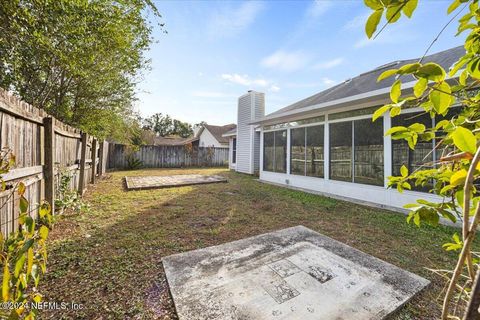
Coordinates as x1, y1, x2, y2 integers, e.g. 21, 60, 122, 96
202, 124, 236, 144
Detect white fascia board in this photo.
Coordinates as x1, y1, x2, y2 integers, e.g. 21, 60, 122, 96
222, 131, 237, 137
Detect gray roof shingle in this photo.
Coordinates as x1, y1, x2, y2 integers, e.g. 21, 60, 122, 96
263, 46, 465, 122
203, 124, 237, 144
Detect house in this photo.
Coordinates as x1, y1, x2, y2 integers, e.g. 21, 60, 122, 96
225, 46, 465, 211
153, 135, 198, 146
195, 123, 236, 148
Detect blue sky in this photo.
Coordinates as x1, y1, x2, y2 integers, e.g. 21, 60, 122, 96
137, 0, 465, 125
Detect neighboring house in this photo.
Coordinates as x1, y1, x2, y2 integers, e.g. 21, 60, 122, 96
227, 46, 464, 211
196, 123, 236, 148
153, 135, 198, 146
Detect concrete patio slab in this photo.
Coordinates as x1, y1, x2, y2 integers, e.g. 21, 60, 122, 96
124, 174, 227, 190
162, 226, 429, 320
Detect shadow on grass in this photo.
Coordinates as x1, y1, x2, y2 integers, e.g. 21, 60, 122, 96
40, 168, 474, 320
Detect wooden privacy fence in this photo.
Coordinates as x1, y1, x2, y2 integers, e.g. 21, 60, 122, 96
107, 143, 229, 170
0, 88, 108, 236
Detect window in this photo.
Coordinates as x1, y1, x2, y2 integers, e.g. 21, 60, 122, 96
329, 122, 352, 182
263, 132, 274, 172
392, 112, 433, 191
306, 125, 324, 177
354, 119, 384, 186
263, 130, 287, 173
329, 118, 384, 185
290, 125, 325, 177
232, 138, 236, 164
290, 128, 306, 175
274, 130, 287, 173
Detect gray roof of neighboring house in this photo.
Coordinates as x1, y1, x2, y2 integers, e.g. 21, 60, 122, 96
203, 124, 237, 144
154, 136, 198, 146
259, 46, 465, 123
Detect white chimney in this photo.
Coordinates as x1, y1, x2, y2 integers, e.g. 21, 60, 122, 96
235, 90, 265, 174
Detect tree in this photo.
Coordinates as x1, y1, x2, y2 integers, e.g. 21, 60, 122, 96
142, 113, 193, 138
0, 0, 163, 140
363, 0, 480, 318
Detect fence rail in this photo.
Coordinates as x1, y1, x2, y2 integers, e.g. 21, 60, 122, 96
0, 88, 107, 236
107, 144, 229, 170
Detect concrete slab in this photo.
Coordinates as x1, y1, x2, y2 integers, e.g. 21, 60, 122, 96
124, 174, 227, 190
163, 226, 429, 320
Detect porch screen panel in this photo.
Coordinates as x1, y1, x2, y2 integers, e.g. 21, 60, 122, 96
274, 130, 287, 173
329, 122, 352, 182
354, 119, 384, 186
263, 132, 274, 172
232, 138, 237, 164
392, 112, 433, 191
290, 128, 306, 175
306, 125, 324, 177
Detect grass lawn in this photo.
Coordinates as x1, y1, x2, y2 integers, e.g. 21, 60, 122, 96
40, 167, 477, 319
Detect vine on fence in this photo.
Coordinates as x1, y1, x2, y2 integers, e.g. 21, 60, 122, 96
55, 169, 89, 215
0, 149, 53, 319
364, 0, 480, 318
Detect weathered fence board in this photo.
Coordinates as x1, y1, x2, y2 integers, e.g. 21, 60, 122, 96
0, 88, 107, 236
107, 143, 229, 170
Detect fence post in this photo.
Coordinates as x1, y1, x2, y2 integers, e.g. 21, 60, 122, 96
90, 138, 97, 184
43, 117, 55, 213
98, 140, 105, 176
78, 132, 87, 195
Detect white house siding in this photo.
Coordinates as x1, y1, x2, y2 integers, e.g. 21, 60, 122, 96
199, 128, 228, 148
259, 100, 443, 211
236, 91, 265, 174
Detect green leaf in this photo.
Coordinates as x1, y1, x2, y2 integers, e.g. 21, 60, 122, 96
430, 82, 451, 114
402, 0, 418, 17
364, 0, 383, 10
366, 9, 383, 38
385, 126, 408, 136
2, 262, 9, 301
398, 62, 420, 74
448, 0, 462, 13
17, 182, 26, 196
14, 254, 26, 278
451, 126, 477, 154
377, 69, 398, 82
400, 165, 408, 177
372, 105, 390, 121
408, 123, 426, 133
39, 225, 49, 240
416, 63, 446, 81
390, 106, 401, 117
413, 78, 428, 98
390, 79, 401, 103
27, 248, 33, 277
467, 57, 480, 79
386, 6, 402, 23
19, 196, 29, 214
450, 168, 467, 187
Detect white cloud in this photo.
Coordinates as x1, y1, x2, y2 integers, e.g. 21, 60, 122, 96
314, 57, 344, 70
207, 2, 265, 39
269, 85, 280, 92
191, 91, 235, 98
221, 73, 280, 91
321, 77, 336, 86
261, 50, 310, 72
343, 12, 370, 30
306, 0, 332, 18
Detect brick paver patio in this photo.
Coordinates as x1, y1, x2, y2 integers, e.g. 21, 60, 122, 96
125, 174, 227, 190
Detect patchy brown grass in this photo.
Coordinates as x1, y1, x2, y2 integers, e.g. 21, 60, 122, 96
39, 168, 478, 319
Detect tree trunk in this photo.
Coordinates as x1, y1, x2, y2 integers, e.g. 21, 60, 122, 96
464, 269, 480, 320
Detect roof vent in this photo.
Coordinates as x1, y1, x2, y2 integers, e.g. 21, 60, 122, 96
375, 61, 401, 71
344, 78, 352, 83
